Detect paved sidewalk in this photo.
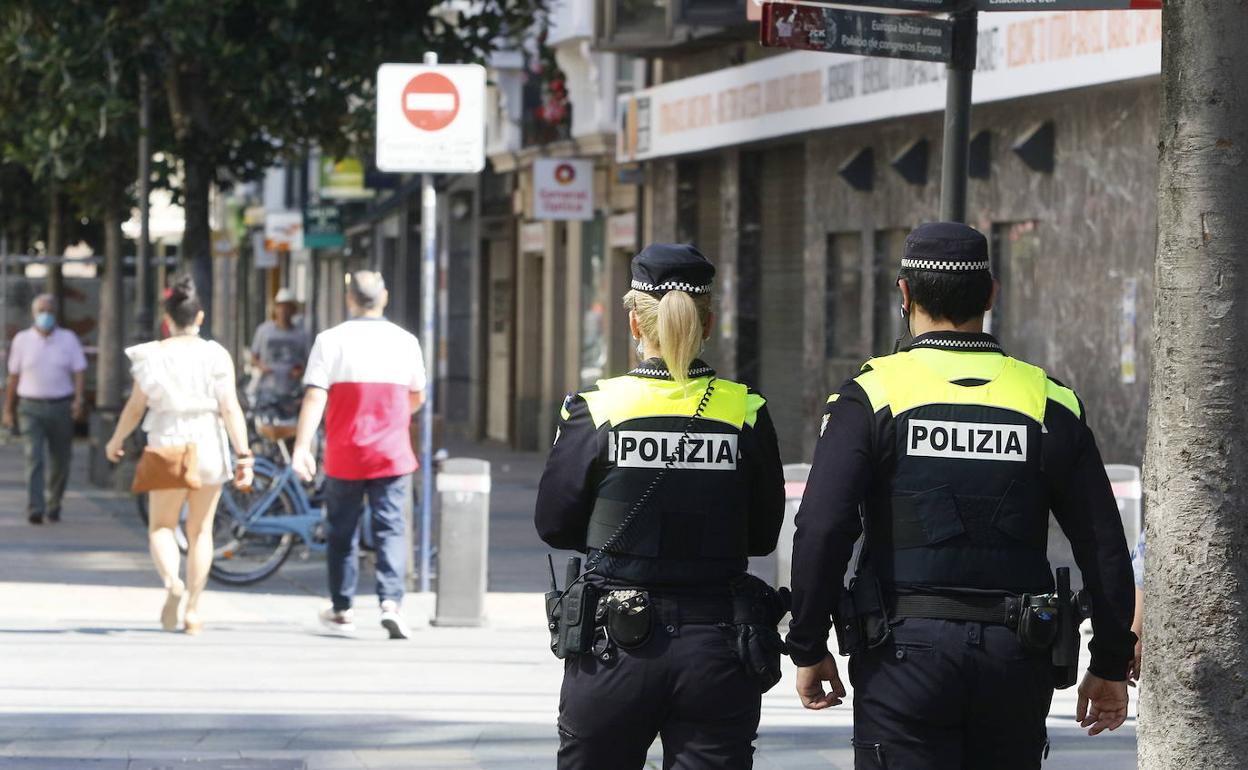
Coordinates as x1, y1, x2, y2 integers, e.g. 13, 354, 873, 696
0, 441, 1137, 769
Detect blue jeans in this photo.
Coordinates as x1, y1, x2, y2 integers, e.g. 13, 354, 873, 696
324, 474, 410, 612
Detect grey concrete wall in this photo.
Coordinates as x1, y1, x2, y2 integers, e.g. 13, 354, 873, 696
803, 80, 1158, 465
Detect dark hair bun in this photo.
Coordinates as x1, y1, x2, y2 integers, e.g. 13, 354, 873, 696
165, 274, 202, 329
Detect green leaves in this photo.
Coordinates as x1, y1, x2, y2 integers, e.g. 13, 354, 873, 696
0, 0, 547, 252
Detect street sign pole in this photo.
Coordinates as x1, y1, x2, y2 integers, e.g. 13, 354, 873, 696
418, 50, 438, 595
940, 6, 978, 222
376, 54, 485, 593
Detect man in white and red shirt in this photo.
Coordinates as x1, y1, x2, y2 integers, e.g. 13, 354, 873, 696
292, 271, 426, 639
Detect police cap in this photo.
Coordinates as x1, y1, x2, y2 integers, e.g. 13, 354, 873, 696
631, 243, 715, 295
901, 222, 990, 273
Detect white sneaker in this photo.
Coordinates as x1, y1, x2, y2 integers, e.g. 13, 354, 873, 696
379, 600, 411, 640
318, 606, 356, 636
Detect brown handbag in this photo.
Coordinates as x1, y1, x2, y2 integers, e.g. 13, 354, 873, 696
131, 444, 203, 493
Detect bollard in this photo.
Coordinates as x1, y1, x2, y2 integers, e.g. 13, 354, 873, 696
432, 457, 491, 627
775, 463, 811, 590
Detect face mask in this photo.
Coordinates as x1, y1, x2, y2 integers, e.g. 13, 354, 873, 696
34, 312, 55, 332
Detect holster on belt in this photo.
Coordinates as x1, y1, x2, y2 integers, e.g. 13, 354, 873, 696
834, 575, 892, 657
728, 574, 791, 694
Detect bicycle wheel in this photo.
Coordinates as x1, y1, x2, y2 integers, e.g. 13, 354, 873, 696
135, 494, 190, 553
209, 463, 298, 586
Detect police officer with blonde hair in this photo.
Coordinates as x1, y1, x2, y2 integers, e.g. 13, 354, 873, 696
788, 223, 1136, 768
536, 244, 786, 769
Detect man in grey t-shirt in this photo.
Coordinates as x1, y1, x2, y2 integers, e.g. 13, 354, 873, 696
250, 289, 311, 415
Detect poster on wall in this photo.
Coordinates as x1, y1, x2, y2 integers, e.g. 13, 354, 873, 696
533, 158, 594, 221
1120, 277, 1137, 384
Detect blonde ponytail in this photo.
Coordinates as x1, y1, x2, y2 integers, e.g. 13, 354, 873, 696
624, 288, 712, 383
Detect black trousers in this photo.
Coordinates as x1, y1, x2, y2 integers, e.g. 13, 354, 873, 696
850, 618, 1054, 770
558, 623, 761, 770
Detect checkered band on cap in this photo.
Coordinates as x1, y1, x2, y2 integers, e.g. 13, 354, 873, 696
630, 279, 713, 295
901, 258, 991, 272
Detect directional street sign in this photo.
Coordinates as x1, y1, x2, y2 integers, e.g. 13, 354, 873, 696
376, 62, 485, 174
794, 0, 958, 10
755, 0, 1160, 11
979, 0, 1160, 9
761, 3, 953, 63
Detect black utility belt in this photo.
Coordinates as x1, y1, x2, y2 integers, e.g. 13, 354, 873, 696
544, 561, 791, 694
891, 593, 1049, 629
835, 570, 1091, 690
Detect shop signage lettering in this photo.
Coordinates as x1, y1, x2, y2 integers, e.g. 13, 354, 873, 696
617, 10, 1160, 163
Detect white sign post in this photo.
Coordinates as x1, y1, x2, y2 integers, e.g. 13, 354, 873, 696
533, 158, 595, 221
376, 55, 486, 595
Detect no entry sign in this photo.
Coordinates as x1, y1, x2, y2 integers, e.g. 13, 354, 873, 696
376, 63, 485, 174
402, 72, 460, 131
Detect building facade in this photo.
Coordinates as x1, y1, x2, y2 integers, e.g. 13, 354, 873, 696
615, 7, 1162, 466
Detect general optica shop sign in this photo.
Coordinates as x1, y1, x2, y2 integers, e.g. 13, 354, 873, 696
533, 158, 595, 221
617, 9, 1161, 162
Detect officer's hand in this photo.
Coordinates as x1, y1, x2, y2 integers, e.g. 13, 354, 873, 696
1076, 673, 1129, 736
1129, 636, 1143, 684
796, 654, 846, 710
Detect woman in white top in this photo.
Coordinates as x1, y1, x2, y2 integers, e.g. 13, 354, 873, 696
106, 276, 254, 634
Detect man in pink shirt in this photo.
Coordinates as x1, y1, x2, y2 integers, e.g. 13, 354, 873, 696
291, 271, 426, 639
3, 294, 87, 524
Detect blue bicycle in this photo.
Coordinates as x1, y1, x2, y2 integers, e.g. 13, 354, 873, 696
209, 414, 381, 585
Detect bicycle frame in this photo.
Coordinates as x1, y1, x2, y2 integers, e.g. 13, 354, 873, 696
219, 456, 325, 551
217, 455, 375, 556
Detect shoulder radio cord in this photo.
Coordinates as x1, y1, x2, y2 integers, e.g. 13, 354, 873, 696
552, 376, 718, 611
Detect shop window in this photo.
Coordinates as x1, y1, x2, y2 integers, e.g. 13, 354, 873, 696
873, 229, 908, 355
736, 150, 763, 389
580, 215, 608, 387
826, 232, 864, 363
990, 221, 1040, 345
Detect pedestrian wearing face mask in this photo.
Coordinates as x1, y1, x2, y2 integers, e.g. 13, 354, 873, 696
3, 294, 88, 524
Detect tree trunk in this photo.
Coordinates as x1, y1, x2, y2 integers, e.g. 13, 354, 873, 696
95, 207, 125, 411
1140, 2, 1248, 768
182, 155, 212, 336
46, 189, 64, 316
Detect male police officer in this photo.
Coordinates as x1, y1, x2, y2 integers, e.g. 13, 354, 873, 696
536, 244, 786, 769
788, 223, 1135, 768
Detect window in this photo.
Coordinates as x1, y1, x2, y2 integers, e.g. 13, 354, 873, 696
873, 229, 908, 355
601, 0, 669, 46
580, 215, 608, 387
597, 0, 749, 51
675, 0, 748, 26
989, 221, 1040, 345
826, 233, 864, 362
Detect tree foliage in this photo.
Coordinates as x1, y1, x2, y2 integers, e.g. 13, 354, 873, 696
0, 3, 143, 225
0, 0, 546, 301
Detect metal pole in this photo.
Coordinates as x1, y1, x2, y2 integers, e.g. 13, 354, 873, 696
135, 68, 154, 340
418, 50, 439, 594
939, 7, 978, 223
